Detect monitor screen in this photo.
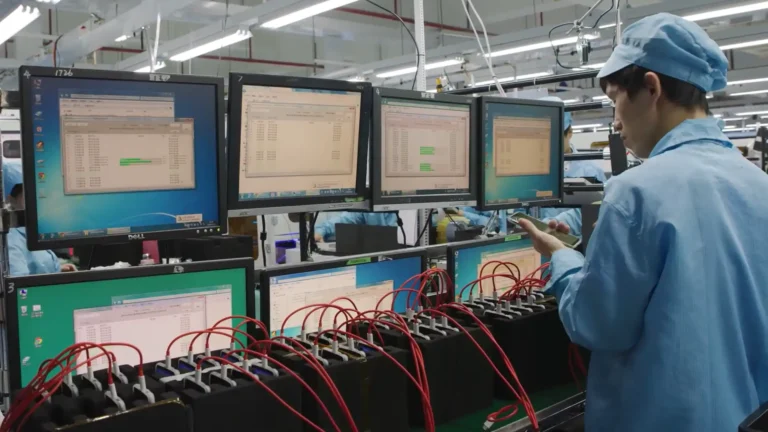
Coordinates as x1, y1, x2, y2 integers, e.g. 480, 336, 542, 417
449, 236, 542, 302
228, 74, 371, 215
20, 67, 225, 250
7, 260, 251, 389
480, 98, 563, 210
262, 253, 424, 337
372, 89, 477, 211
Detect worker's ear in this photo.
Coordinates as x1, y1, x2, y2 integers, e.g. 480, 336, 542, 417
643, 72, 663, 104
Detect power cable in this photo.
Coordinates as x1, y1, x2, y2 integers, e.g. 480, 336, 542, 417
413, 209, 435, 246
364, 0, 420, 90
260, 215, 268, 268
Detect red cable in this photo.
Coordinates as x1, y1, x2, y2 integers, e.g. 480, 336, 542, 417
459, 273, 518, 299
166, 330, 246, 357
280, 304, 354, 335
190, 326, 259, 356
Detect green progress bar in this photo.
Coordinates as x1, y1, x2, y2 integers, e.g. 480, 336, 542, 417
120, 158, 155, 166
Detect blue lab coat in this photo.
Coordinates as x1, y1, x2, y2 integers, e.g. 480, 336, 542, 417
8, 227, 60, 276
546, 118, 768, 431
459, 207, 499, 230
315, 212, 399, 242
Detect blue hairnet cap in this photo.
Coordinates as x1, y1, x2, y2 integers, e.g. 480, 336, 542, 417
539, 96, 572, 131
3, 159, 23, 198
597, 13, 728, 92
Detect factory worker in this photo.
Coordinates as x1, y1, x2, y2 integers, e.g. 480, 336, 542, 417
4, 160, 74, 276
457, 207, 500, 231
518, 13, 768, 432
539, 96, 606, 237
314, 212, 398, 242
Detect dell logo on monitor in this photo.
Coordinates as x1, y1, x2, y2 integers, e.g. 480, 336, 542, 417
127, 234, 146, 240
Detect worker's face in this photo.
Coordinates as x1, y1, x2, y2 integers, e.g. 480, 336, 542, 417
8, 187, 24, 210
605, 73, 662, 158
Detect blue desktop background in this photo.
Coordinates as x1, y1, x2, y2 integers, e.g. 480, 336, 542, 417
272, 256, 423, 337
452, 237, 540, 301
28, 77, 220, 241
483, 102, 562, 206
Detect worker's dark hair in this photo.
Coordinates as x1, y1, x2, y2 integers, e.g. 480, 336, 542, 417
599, 65, 709, 111
10, 184, 22, 198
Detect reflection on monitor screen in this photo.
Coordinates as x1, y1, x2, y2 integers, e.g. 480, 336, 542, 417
452, 238, 542, 302
14, 267, 248, 387
267, 256, 422, 337
380, 98, 471, 197
237, 86, 361, 201
28, 77, 221, 243
483, 101, 562, 207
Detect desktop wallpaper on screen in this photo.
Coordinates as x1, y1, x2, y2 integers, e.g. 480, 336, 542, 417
28, 77, 220, 241
269, 256, 423, 337
483, 102, 562, 206
15, 268, 247, 387
452, 236, 543, 302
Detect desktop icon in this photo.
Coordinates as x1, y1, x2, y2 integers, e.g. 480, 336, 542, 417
35, 111, 42, 117
35, 126, 42, 133
32, 305, 41, 312
34, 337, 43, 348
36, 141, 44, 151
20, 306, 27, 314
36, 159, 44, 166
22, 357, 30, 367
38, 172, 45, 181
19, 289, 27, 298
34, 94, 41, 104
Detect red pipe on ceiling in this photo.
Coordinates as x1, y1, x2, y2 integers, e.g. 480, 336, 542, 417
98, 46, 322, 68
338, 7, 496, 35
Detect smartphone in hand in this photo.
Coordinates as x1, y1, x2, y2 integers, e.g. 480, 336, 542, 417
509, 212, 582, 249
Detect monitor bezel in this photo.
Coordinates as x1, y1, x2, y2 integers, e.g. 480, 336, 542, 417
477, 96, 565, 211
5, 257, 255, 391
259, 248, 427, 334
446, 233, 533, 294
371, 87, 479, 212
226, 73, 373, 216
19, 66, 228, 251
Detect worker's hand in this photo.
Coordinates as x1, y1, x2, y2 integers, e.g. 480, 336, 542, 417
314, 233, 324, 243
60, 264, 77, 272
517, 219, 567, 258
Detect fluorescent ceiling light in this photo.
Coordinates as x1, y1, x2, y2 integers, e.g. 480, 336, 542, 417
684, 2, 768, 22
599, 22, 621, 29
736, 110, 768, 116
347, 76, 365, 82
262, 0, 358, 29
572, 123, 603, 129
170, 30, 251, 62
724, 127, 756, 132
135, 61, 166, 73
0, 6, 41, 46
487, 34, 598, 58
596, 127, 611, 131
713, 114, 723, 118
724, 117, 745, 121
473, 71, 552, 87
720, 38, 768, 51
426, 89, 438, 93
706, 93, 714, 99
376, 58, 463, 79
728, 77, 768, 86
730, 89, 768, 96
115, 34, 130, 42
593, 95, 610, 101
35, 0, 61, 3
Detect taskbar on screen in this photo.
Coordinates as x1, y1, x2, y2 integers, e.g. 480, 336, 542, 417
38, 221, 221, 241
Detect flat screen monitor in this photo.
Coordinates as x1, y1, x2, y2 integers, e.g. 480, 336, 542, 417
479, 97, 564, 210
19, 67, 226, 251
227, 73, 372, 216
372, 88, 478, 211
447, 234, 543, 302
260, 250, 426, 337
6, 258, 254, 390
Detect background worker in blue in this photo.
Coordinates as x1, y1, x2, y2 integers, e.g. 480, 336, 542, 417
4, 160, 74, 275
519, 13, 768, 432
540, 96, 606, 237
314, 211, 398, 242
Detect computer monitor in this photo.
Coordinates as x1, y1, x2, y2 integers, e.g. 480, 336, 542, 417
371, 88, 478, 211
260, 250, 426, 337
19, 67, 226, 251
478, 97, 564, 210
6, 258, 254, 390
227, 73, 372, 216
447, 234, 543, 302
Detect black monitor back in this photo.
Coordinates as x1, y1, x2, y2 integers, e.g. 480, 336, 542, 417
335, 223, 400, 255
609, 134, 628, 176
75, 243, 143, 269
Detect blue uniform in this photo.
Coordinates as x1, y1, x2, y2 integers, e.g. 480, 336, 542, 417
3, 159, 61, 276
315, 212, 398, 242
546, 118, 768, 431
459, 207, 498, 229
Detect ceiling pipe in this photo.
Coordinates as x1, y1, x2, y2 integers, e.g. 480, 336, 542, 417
337, 7, 494, 35
99, 46, 322, 69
